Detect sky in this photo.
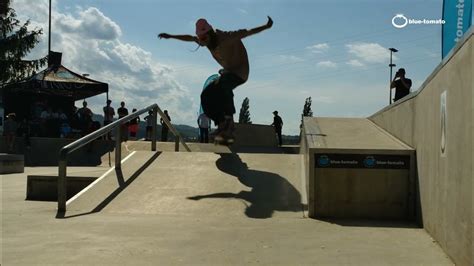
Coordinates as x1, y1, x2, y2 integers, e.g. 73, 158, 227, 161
11, 0, 446, 134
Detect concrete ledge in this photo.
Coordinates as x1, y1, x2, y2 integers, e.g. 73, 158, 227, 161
233, 123, 278, 147
26, 175, 96, 201
0, 153, 25, 174
301, 117, 416, 220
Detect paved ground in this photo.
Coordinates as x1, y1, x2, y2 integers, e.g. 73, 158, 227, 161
1, 152, 452, 265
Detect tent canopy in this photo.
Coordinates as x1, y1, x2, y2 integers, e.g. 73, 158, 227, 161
3, 65, 108, 100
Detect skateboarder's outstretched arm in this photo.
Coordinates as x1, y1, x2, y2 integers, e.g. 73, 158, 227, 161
158, 33, 199, 44
223, 16, 273, 41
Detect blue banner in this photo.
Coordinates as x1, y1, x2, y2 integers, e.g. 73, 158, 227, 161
442, 0, 473, 58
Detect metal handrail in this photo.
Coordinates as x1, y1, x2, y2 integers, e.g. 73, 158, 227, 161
58, 103, 191, 212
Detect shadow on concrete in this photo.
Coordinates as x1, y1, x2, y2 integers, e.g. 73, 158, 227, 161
187, 153, 306, 219
56, 152, 160, 219
317, 218, 421, 229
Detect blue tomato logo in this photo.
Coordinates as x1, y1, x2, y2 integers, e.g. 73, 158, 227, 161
363, 156, 376, 168
318, 155, 330, 167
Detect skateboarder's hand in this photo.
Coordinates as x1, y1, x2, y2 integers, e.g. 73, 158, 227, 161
158, 33, 171, 39
266, 16, 273, 28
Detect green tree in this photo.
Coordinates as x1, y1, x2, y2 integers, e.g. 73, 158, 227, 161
300, 96, 313, 129
1, 3, 47, 85
302, 97, 313, 117
238, 97, 252, 124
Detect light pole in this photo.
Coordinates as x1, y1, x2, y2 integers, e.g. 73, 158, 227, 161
389, 48, 398, 104
48, 0, 51, 54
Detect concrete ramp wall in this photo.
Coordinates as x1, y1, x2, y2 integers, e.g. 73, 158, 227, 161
370, 31, 473, 266
234, 123, 278, 147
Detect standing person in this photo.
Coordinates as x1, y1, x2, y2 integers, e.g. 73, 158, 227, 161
144, 110, 154, 141
4, 113, 18, 153
197, 112, 211, 143
103, 100, 115, 126
117, 101, 129, 141
160, 110, 171, 142
40, 107, 52, 137
271, 111, 283, 146
129, 108, 140, 140
390, 68, 412, 102
158, 16, 273, 145
103, 100, 115, 140
77, 101, 93, 136
18, 118, 31, 149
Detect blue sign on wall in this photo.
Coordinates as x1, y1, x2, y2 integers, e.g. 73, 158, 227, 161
442, 0, 473, 58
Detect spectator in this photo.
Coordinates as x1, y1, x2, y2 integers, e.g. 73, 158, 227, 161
391, 68, 412, 102
77, 101, 93, 136
117, 101, 128, 118
102, 100, 115, 140
17, 118, 31, 149
160, 110, 171, 142
60, 122, 71, 138
197, 113, 211, 143
129, 108, 140, 140
103, 100, 115, 126
117, 101, 129, 141
4, 113, 18, 153
58, 108, 68, 123
271, 110, 283, 146
40, 107, 52, 137
69, 105, 81, 136
144, 110, 154, 141
50, 108, 61, 137
32, 99, 46, 120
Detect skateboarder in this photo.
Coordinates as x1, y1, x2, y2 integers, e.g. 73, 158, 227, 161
158, 16, 273, 144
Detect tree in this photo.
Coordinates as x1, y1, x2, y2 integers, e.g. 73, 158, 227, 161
0, 4, 47, 86
300, 97, 313, 129
302, 97, 313, 117
238, 97, 252, 124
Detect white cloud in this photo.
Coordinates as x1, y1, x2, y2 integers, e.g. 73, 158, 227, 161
56, 7, 122, 40
346, 42, 396, 64
12, 0, 197, 125
278, 55, 305, 63
237, 8, 249, 15
306, 43, 329, 53
317, 60, 337, 68
346, 59, 365, 67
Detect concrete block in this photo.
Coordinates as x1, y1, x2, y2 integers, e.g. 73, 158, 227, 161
26, 175, 96, 201
0, 153, 24, 174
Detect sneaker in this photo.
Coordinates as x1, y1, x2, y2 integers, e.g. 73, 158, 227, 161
214, 117, 235, 146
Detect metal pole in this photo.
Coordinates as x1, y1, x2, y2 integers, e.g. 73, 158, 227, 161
115, 124, 122, 169
58, 157, 67, 212
48, 0, 51, 54
175, 136, 180, 152
152, 108, 157, 151
389, 52, 393, 104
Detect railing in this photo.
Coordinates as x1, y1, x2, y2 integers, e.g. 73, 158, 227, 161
57, 103, 191, 212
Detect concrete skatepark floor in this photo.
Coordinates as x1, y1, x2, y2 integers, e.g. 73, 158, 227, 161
1, 153, 453, 265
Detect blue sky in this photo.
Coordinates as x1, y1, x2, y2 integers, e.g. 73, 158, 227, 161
13, 0, 446, 134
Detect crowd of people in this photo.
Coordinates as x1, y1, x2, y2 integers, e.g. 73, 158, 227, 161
2, 99, 172, 153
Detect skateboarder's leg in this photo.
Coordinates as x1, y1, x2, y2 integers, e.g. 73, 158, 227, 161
214, 73, 245, 144
201, 81, 225, 125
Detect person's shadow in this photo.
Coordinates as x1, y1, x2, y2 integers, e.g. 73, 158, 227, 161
187, 153, 304, 219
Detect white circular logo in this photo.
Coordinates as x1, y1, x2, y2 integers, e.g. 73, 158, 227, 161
392, 14, 408, 28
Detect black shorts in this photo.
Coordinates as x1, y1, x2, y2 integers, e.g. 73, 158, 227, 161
200, 72, 245, 124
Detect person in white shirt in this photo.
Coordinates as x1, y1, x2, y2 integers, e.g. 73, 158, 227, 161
197, 113, 211, 143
